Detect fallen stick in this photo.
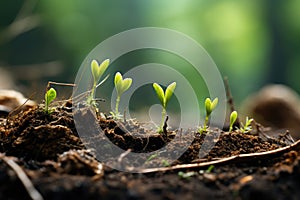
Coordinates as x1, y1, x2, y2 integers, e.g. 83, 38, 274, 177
137, 139, 300, 174
0, 154, 44, 200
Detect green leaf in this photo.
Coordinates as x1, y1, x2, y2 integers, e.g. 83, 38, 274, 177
91, 59, 110, 85
230, 111, 238, 129
98, 59, 110, 78
245, 117, 253, 127
120, 78, 132, 94
114, 72, 132, 96
211, 98, 218, 110
45, 88, 57, 105
153, 83, 165, 106
114, 72, 122, 87
205, 98, 212, 116
164, 82, 176, 108
91, 60, 101, 84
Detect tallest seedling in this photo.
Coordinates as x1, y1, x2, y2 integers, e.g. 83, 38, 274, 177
153, 82, 176, 133
113, 72, 132, 118
87, 59, 110, 106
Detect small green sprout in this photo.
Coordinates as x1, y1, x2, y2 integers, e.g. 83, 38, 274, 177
152, 82, 176, 133
161, 160, 170, 167
229, 111, 238, 132
206, 165, 214, 173
44, 88, 57, 114
199, 97, 218, 133
199, 165, 215, 174
87, 59, 110, 106
239, 117, 254, 133
112, 72, 132, 119
178, 171, 197, 179
145, 153, 159, 163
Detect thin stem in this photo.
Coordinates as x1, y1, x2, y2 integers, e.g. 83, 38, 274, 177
115, 95, 121, 116
87, 84, 97, 106
91, 83, 96, 98
159, 107, 166, 133
203, 115, 209, 131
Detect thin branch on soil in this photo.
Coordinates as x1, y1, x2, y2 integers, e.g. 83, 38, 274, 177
47, 81, 76, 91
224, 77, 240, 127
0, 154, 44, 200
137, 139, 300, 174
6, 93, 36, 128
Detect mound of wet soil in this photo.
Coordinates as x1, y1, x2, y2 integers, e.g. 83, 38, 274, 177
0, 104, 299, 200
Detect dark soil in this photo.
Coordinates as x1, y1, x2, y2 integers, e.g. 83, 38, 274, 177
0, 103, 300, 200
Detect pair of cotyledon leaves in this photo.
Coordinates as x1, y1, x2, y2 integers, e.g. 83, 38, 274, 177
153, 82, 177, 109
205, 97, 218, 116
114, 72, 132, 96
91, 59, 110, 86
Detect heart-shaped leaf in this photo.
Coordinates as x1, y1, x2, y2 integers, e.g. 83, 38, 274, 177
91, 59, 110, 85
205, 97, 218, 116
114, 72, 132, 96
119, 78, 132, 95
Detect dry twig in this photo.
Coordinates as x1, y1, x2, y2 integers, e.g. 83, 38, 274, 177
0, 154, 44, 200
137, 139, 300, 174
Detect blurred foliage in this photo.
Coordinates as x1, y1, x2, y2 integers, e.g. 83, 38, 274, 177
0, 0, 300, 106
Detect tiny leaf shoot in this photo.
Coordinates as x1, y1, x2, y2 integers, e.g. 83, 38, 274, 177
153, 82, 176, 133
88, 59, 110, 107
44, 88, 57, 114
112, 72, 132, 119
206, 165, 215, 173
239, 117, 254, 133
199, 97, 218, 134
229, 111, 238, 132
178, 171, 197, 179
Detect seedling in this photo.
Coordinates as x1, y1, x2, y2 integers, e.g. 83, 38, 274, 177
152, 82, 176, 133
199, 165, 215, 174
161, 160, 170, 167
111, 72, 132, 119
178, 171, 197, 179
239, 117, 254, 133
87, 59, 110, 107
145, 153, 159, 163
229, 111, 238, 132
44, 88, 57, 114
199, 97, 218, 133
206, 165, 214, 173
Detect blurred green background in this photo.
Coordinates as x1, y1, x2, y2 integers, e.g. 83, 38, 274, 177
0, 0, 300, 107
